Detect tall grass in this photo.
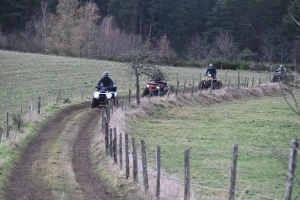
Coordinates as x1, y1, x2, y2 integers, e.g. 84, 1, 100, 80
112, 84, 300, 199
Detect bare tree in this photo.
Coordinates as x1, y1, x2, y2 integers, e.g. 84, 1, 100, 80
213, 32, 239, 60
155, 35, 177, 65
121, 45, 166, 105
260, 31, 276, 63
187, 34, 208, 61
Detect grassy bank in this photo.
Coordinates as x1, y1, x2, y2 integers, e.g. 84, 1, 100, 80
125, 86, 300, 199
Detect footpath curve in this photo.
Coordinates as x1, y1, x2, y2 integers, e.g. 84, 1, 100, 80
5, 102, 125, 200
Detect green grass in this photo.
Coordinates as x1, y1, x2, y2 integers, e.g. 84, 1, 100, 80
0, 50, 269, 128
0, 50, 295, 199
129, 94, 300, 199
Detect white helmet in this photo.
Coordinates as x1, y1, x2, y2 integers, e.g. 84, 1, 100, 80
103, 71, 109, 77
280, 65, 283, 68
209, 63, 213, 67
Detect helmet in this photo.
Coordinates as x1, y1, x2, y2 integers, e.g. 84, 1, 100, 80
209, 63, 213, 67
103, 71, 109, 77
280, 65, 283, 68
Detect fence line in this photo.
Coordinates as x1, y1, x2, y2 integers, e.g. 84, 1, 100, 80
102, 104, 296, 200
1, 72, 299, 199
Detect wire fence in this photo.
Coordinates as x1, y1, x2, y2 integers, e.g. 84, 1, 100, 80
1, 72, 300, 199
101, 112, 299, 200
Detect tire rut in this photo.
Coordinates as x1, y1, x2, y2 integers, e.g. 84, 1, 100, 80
5, 103, 123, 200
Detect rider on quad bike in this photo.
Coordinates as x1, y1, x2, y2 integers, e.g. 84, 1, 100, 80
97, 71, 113, 88
200, 63, 222, 89
272, 65, 288, 83
91, 71, 118, 108
205, 63, 217, 79
142, 76, 169, 97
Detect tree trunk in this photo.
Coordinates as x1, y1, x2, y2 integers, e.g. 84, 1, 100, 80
136, 74, 140, 105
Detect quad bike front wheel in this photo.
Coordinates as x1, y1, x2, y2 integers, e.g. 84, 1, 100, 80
91, 98, 96, 108
143, 88, 150, 96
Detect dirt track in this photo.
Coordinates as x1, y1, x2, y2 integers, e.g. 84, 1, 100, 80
5, 102, 125, 200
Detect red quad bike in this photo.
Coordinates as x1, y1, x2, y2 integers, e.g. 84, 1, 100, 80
143, 79, 169, 97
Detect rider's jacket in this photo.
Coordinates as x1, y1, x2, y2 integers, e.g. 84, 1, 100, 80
98, 77, 113, 87
205, 67, 217, 78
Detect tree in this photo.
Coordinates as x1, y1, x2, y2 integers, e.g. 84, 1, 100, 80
213, 32, 238, 60
121, 45, 166, 105
187, 34, 208, 61
47, 0, 79, 56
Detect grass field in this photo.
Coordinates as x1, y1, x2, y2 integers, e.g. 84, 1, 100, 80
126, 89, 300, 199
0, 50, 270, 127
1, 50, 299, 199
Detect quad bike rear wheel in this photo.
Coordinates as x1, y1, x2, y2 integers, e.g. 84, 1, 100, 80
143, 88, 150, 96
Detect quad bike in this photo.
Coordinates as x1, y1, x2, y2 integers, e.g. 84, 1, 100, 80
143, 79, 169, 96
271, 71, 289, 83
199, 74, 222, 89
91, 83, 118, 108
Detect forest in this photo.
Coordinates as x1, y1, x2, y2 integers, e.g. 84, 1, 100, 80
0, 0, 300, 66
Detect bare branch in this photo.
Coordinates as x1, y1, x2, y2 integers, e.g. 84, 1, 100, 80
290, 12, 300, 26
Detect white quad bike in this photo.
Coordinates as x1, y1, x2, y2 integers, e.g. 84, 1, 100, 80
91, 83, 118, 108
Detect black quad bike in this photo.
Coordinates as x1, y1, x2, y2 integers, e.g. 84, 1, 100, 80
271, 71, 289, 83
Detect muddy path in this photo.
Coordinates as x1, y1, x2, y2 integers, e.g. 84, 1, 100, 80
5, 102, 125, 200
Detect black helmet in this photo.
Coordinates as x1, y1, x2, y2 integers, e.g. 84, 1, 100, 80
103, 71, 109, 77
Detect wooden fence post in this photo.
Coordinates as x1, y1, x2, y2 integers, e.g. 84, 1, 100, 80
247, 78, 249, 88
184, 149, 190, 200
6, 112, 9, 137
183, 80, 186, 94
176, 81, 179, 96
81, 86, 84, 100
121, 98, 124, 111
0, 128, 2, 148
132, 138, 138, 184
128, 90, 131, 105
285, 139, 299, 200
125, 134, 129, 179
30, 100, 33, 120
119, 133, 122, 169
101, 109, 105, 133
156, 146, 161, 197
191, 79, 194, 96
199, 73, 202, 93
18, 106, 22, 131
237, 71, 240, 89
37, 97, 41, 114
228, 79, 231, 89
56, 89, 61, 104
167, 84, 170, 97
259, 75, 261, 87
141, 140, 149, 192
113, 127, 117, 164
109, 128, 113, 157
229, 143, 239, 200
251, 77, 254, 87
105, 122, 109, 155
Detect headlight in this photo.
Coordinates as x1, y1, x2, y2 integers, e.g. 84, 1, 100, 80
156, 86, 159, 89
